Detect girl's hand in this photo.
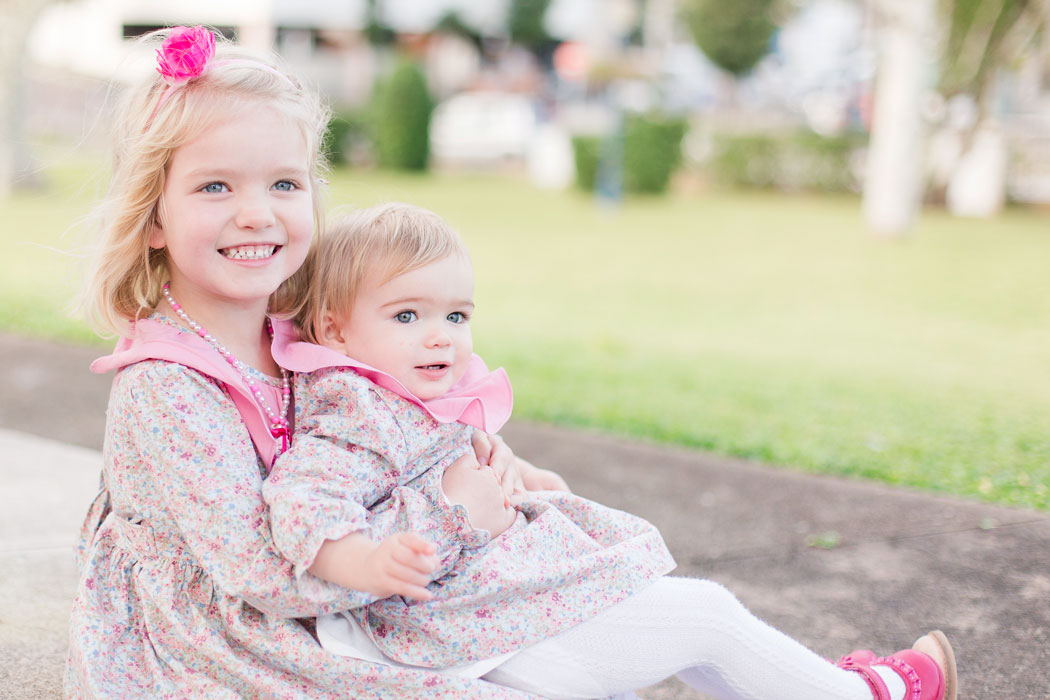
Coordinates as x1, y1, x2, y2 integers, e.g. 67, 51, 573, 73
442, 454, 518, 537
470, 430, 499, 467
471, 431, 526, 503
519, 459, 571, 492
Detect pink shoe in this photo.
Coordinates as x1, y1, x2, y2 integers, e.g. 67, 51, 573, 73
835, 630, 957, 700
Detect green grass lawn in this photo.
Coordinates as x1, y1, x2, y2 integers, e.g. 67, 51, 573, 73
4, 157, 1049, 510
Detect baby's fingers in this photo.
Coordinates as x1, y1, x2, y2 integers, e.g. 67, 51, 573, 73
390, 537, 440, 575
396, 532, 436, 556
380, 566, 434, 602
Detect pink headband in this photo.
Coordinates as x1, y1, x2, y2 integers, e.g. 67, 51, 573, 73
149, 26, 296, 123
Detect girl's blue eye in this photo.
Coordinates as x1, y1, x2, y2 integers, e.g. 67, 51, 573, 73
202, 182, 228, 193
447, 312, 467, 324
395, 311, 417, 323
273, 180, 296, 192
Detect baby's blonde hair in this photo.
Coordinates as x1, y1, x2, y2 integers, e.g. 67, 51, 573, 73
81, 28, 330, 336
297, 202, 469, 344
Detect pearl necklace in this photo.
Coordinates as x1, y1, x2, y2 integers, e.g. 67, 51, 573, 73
162, 283, 291, 454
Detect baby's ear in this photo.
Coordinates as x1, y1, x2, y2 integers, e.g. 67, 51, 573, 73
318, 311, 346, 349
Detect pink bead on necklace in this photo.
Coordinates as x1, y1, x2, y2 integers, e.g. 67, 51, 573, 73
162, 283, 292, 455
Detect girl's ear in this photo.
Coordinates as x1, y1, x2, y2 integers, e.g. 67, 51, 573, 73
148, 226, 166, 250
318, 311, 347, 349
148, 210, 166, 249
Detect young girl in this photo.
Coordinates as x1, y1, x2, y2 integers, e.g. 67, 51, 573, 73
69, 26, 540, 699
263, 202, 958, 700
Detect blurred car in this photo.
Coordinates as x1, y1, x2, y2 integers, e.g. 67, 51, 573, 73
429, 91, 537, 164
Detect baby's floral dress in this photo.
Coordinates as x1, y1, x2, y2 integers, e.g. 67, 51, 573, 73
65, 317, 535, 699
265, 331, 677, 670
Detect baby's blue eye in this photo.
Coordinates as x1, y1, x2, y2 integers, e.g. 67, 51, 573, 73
202, 182, 228, 193
447, 312, 467, 323
273, 180, 296, 192
395, 311, 417, 323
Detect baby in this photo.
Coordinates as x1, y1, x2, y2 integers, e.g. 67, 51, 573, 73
263, 202, 674, 674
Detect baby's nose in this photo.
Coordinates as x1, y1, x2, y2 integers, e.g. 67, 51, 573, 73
425, 327, 451, 347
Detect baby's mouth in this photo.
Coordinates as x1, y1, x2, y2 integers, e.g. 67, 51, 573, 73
220, 244, 279, 260
417, 364, 448, 370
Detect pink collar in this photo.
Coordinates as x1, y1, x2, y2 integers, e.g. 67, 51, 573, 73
91, 316, 294, 468
270, 319, 512, 434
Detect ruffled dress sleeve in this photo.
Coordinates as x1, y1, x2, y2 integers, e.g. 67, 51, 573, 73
262, 367, 485, 585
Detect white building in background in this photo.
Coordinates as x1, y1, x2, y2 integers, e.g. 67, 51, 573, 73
28, 0, 636, 102
30, 0, 372, 104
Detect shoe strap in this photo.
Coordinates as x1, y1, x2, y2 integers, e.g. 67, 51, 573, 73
872, 653, 927, 700
837, 653, 891, 700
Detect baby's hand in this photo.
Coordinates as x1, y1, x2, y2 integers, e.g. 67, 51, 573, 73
443, 454, 518, 537
358, 533, 439, 601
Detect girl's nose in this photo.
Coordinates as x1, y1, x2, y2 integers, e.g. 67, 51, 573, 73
235, 193, 276, 230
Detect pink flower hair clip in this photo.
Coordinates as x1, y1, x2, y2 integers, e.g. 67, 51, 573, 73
156, 25, 216, 84
146, 25, 296, 128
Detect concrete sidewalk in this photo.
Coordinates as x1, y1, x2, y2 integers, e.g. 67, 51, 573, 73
2, 332, 1048, 699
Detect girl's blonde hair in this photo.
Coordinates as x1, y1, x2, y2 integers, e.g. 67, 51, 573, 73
297, 202, 469, 344
81, 28, 330, 336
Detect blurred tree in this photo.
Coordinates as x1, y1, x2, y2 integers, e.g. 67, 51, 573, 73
0, 0, 59, 199
933, 0, 1047, 218
938, 0, 1047, 115
435, 11, 484, 51
681, 0, 778, 77
508, 0, 552, 54
372, 58, 433, 171
363, 0, 396, 47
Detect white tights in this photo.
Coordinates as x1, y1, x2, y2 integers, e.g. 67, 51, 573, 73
482, 577, 904, 700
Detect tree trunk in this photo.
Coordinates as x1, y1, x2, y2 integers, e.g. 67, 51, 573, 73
862, 0, 936, 236
0, 0, 56, 200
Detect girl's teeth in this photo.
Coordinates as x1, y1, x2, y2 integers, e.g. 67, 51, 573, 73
222, 245, 276, 260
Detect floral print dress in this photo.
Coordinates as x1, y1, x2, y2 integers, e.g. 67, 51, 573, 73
264, 335, 677, 670
64, 317, 535, 699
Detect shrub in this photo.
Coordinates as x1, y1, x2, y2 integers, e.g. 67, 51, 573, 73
571, 115, 687, 196
323, 110, 373, 167
622, 114, 687, 194
372, 59, 434, 171
571, 136, 601, 191
710, 134, 780, 188
709, 130, 867, 192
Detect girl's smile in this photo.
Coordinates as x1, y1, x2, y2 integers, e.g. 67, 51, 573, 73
220, 244, 281, 261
